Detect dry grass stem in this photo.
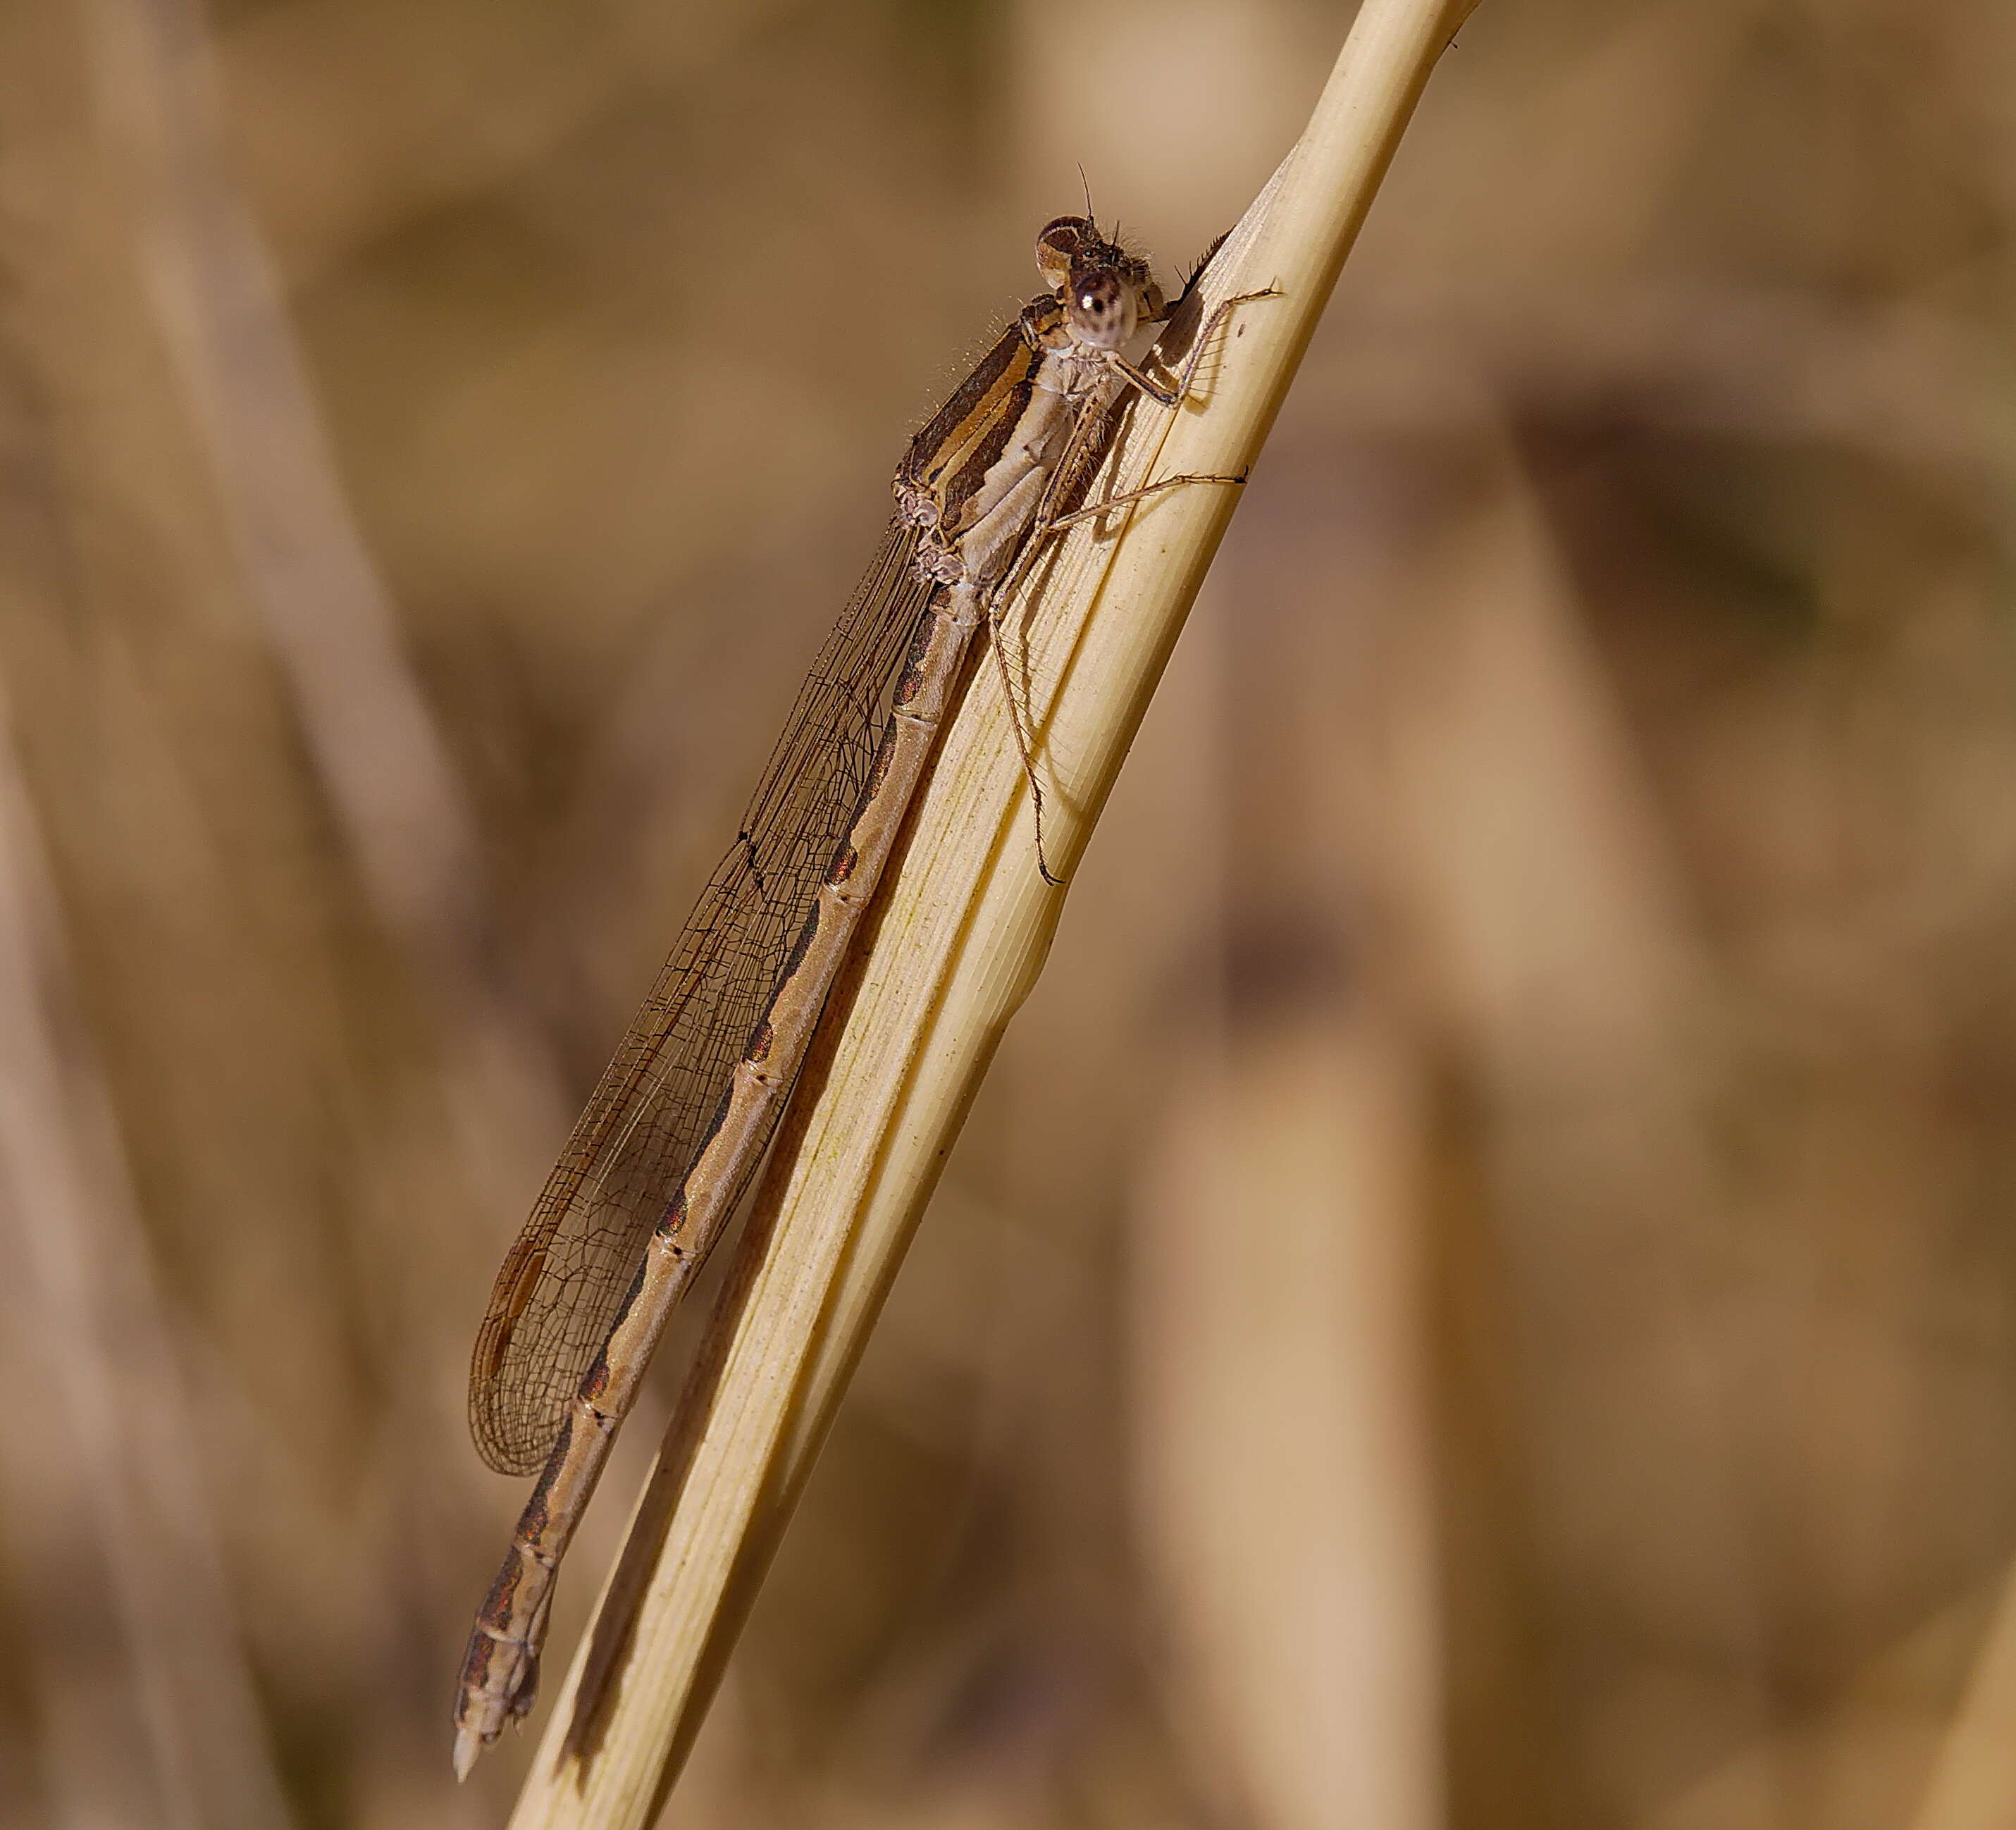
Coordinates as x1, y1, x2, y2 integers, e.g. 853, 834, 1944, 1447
0, 683, 294, 1830
500, 2, 1476, 1824
1136, 1011, 1440, 1830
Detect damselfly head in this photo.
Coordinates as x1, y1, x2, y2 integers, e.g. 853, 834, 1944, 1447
1034, 215, 1161, 351
1034, 216, 1096, 290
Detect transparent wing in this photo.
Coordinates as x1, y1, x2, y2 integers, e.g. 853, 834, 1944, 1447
469, 519, 934, 1475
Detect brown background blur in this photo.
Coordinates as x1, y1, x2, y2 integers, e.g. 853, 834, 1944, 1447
2, 1, 2013, 1826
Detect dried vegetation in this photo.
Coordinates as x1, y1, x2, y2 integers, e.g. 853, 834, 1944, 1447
0, 1, 2012, 1826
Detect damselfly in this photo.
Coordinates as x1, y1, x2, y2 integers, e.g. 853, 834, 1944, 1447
454, 214, 1258, 1776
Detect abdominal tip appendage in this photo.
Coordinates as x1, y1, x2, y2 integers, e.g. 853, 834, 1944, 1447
452, 1724, 483, 1783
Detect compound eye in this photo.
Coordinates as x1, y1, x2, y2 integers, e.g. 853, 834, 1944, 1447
1036, 216, 1092, 289
1066, 271, 1138, 348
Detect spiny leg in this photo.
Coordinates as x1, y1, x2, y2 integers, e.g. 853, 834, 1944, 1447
982, 381, 1133, 885
1146, 285, 1284, 404
1046, 467, 1250, 535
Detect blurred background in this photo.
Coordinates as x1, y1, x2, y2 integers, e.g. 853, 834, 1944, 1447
1, 0, 2012, 1826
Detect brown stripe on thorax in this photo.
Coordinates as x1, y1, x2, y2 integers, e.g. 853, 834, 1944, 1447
896, 304, 1046, 541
